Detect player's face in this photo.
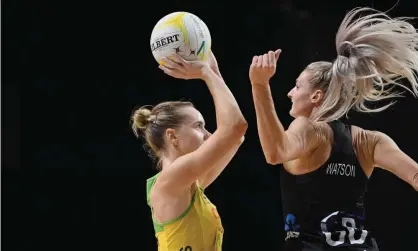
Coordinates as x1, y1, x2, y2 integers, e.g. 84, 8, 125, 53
175, 106, 211, 155
287, 71, 317, 118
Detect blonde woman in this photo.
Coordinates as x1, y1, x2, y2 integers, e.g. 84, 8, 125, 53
132, 52, 247, 251
249, 7, 418, 251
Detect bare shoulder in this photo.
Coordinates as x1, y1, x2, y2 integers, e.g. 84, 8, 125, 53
286, 117, 331, 159
313, 121, 334, 150
151, 177, 195, 199
150, 171, 196, 205
150, 178, 197, 223
153, 165, 194, 196
350, 125, 385, 176
350, 125, 381, 148
351, 126, 418, 190
283, 120, 332, 174
288, 116, 328, 136
351, 126, 400, 160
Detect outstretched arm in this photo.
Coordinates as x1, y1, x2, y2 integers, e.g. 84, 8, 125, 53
250, 50, 320, 164
251, 84, 287, 164
372, 131, 418, 191
252, 94, 320, 165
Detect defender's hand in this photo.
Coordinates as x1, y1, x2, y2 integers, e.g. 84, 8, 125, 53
249, 49, 281, 86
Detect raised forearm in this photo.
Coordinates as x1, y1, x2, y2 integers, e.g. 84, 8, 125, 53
251, 84, 287, 163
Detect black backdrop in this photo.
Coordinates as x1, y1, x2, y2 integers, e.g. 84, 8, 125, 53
3, 0, 418, 250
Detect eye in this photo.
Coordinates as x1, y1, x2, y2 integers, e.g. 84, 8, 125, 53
295, 85, 300, 90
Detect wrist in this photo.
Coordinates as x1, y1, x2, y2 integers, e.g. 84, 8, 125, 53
211, 68, 222, 78
252, 83, 273, 101
251, 82, 270, 89
201, 65, 216, 80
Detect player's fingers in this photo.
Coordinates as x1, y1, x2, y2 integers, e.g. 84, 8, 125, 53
161, 57, 179, 68
275, 49, 282, 61
161, 57, 188, 74
159, 65, 187, 79
256, 56, 263, 68
262, 54, 269, 68
252, 56, 258, 65
171, 53, 188, 66
268, 51, 275, 67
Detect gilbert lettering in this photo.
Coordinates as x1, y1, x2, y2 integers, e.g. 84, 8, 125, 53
151, 34, 180, 51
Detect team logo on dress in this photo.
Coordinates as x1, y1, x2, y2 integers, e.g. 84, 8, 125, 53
285, 214, 300, 241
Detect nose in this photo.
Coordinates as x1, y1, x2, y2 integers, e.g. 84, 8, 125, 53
204, 130, 212, 140
287, 89, 293, 99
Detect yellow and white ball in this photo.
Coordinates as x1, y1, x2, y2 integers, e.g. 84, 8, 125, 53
150, 12, 212, 64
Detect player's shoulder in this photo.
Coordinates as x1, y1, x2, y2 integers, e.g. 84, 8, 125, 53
350, 124, 380, 137
289, 117, 332, 137
349, 125, 387, 149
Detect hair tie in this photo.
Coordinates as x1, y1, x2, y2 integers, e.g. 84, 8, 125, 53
148, 114, 158, 125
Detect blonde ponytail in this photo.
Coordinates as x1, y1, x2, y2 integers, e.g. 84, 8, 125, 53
308, 7, 418, 122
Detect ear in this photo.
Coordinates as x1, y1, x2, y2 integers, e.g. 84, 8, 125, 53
310, 89, 324, 105
165, 128, 178, 146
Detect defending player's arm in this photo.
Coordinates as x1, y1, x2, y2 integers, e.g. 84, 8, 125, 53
249, 50, 320, 164
369, 131, 418, 191
252, 100, 320, 164
158, 54, 248, 193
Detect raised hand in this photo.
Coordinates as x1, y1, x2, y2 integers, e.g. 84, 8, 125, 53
249, 49, 281, 86
159, 53, 210, 80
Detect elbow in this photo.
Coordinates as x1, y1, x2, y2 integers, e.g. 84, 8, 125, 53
264, 146, 288, 165
217, 117, 247, 141
266, 157, 280, 165
231, 118, 248, 136
264, 153, 283, 165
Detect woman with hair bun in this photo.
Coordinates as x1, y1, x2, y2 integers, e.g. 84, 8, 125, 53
132, 51, 247, 251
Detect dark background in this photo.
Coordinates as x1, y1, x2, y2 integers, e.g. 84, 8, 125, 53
3, 0, 418, 250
